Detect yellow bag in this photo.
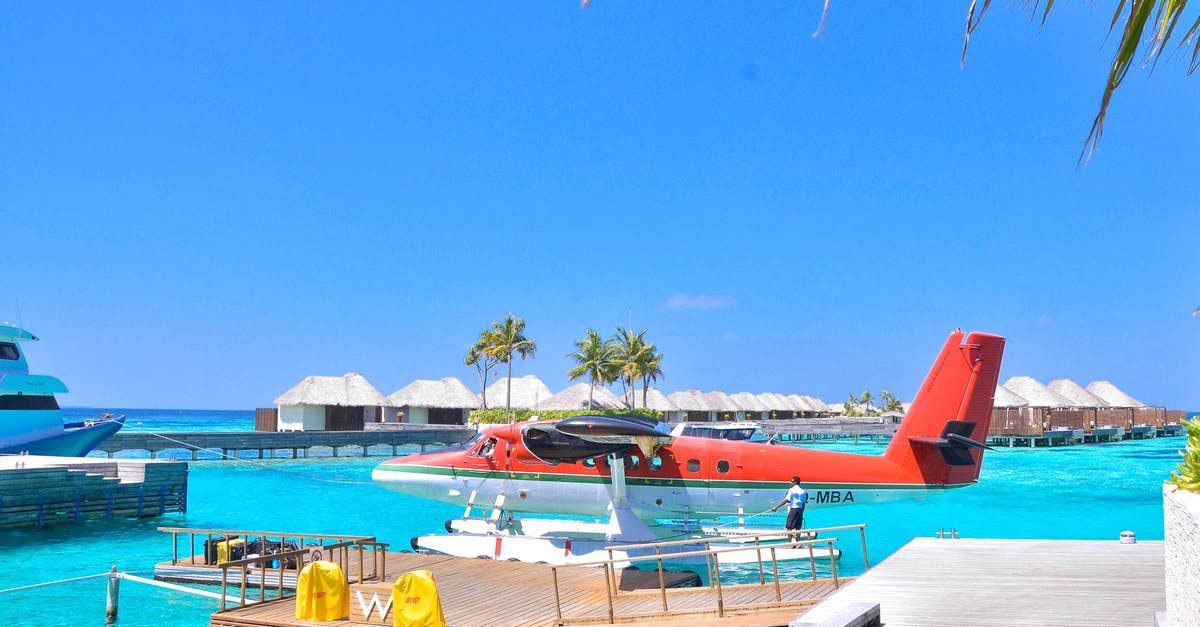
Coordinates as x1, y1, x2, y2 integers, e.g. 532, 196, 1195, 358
392, 569, 446, 627
295, 560, 350, 622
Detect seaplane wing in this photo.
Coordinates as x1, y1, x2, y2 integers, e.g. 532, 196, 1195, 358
372, 329, 1006, 522
553, 414, 673, 457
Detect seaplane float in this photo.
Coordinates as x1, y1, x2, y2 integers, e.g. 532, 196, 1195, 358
372, 329, 1005, 571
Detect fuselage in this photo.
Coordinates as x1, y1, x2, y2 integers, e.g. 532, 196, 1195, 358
372, 426, 968, 520
373, 329, 1006, 523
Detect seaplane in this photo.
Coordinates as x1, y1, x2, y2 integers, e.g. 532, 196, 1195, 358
372, 329, 1005, 570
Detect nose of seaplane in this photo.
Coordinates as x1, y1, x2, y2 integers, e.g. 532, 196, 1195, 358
371, 445, 459, 500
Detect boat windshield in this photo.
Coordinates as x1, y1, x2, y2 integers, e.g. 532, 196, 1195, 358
0, 343, 18, 360
681, 425, 759, 440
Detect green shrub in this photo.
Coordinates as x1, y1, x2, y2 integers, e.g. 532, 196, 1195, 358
469, 407, 663, 425
1168, 417, 1200, 492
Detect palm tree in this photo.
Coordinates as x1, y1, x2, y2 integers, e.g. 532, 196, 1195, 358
464, 332, 501, 410
635, 343, 664, 409
879, 390, 904, 414
964, 1, 1198, 163
565, 329, 615, 410
610, 327, 649, 408
483, 314, 537, 420
858, 390, 875, 415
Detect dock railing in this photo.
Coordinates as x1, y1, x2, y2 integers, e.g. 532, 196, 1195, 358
157, 527, 388, 612
549, 523, 868, 623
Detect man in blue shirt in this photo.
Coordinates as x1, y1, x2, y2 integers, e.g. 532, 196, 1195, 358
769, 475, 808, 542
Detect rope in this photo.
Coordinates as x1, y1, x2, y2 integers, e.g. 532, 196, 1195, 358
0, 572, 112, 594
117, 425, 379, 485
0, 571, 254, 605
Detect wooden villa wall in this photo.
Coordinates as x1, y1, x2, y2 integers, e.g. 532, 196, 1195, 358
1096, 407, 1135, 429
255, 407, 278, 432
1166, 409, 1187, 424
989, 407, 1046, 435
1044, 408, 1096, 431
1133, 406, 1166, 427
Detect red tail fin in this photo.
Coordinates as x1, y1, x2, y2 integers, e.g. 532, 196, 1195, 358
883, 329, 1006, 485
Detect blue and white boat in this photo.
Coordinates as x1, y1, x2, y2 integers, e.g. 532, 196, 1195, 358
0, 324, 124, 456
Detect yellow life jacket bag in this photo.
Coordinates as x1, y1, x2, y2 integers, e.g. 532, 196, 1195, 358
392, 569, 446, 627
295, 560, 350, 622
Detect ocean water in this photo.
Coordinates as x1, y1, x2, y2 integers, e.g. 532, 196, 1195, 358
0, 408, 1192, 626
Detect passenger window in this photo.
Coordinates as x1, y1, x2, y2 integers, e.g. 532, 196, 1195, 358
583, 458, 596, 468
686, 459, 700, 473
0, 343, 17, 360
716, 460, 730, 474
649, 457, 663, 472
625, 456, 640, 470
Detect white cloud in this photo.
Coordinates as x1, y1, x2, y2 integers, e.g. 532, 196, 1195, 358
663, 293, 737, 310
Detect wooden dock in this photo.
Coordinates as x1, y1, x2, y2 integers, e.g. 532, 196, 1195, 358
96, 424, 474, 459
0, 455, 187, 528
205, 550, 840, 627
793, 537, 1164, 626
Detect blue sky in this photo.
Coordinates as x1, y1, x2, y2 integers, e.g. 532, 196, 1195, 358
2, 3, 1197, 411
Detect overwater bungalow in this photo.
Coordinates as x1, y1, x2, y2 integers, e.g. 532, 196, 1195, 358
639, 387, 682, 422
387, 377, 480, 425
537, 382, 625, 411
484, 375, 553, 411
274, 372, 390, 431
730, 392, 770, 421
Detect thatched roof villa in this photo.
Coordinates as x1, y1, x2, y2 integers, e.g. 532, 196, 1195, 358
388, 377, 480, 425
484, 375, 554, 410
274, 372, 390, 431
537, 382, 625, 411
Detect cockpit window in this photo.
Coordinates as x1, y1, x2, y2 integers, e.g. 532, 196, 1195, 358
0, 343, 18, 360
473, 438, 497, 459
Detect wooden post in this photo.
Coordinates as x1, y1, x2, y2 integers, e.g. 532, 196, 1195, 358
106, 566, 119, 622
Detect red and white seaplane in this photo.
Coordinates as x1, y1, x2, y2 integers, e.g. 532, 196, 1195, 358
372, 329, 1005, 567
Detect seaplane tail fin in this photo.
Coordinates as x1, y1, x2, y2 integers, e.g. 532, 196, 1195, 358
883, 329, 1006, 485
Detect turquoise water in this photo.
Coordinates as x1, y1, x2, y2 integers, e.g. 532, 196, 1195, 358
0, 408, 1192, 626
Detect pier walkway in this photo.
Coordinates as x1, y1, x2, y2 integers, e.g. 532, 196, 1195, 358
0, 455, 187, 528
96, 424, 474, 459
794, 537, 1164, 626
207, 551, 841, 627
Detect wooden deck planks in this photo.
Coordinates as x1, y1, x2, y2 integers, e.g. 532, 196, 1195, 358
794, 537, 1165, 627
209, 550, 841, 627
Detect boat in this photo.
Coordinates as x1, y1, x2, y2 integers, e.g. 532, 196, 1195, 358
670, 420, 770, 442
0, 324, 124, 456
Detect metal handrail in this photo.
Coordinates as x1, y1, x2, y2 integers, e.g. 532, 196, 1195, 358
603, 523, 869, 573
213, 539, 388, 612
552, 536, 843, 623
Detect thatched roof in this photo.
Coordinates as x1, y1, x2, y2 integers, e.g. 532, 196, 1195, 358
1001, 376, 1072, 408
703, 391, 740, 412
484, 375, 553, 410
388, 377, 480, 409
640, 387, 679, 412
993, 384, 1029, 408
1085, 381, 1145, 408
757, 393, 795, 412
537, 382, 625, 410
801, 396, 833, 413
668, 389, 707, 412
1047, 379, 1109, 408
787, 394, 817, 412
275, 372, 390, 407
730, 392, 769, 412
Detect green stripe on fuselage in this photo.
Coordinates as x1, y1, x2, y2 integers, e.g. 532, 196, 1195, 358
373, 463, 970, 492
